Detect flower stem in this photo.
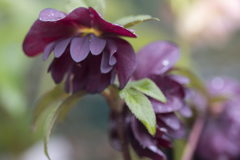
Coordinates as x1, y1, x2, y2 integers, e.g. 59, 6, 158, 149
102, 87, 131, 160
116, 112, 131, 160
181, 115, 206, 160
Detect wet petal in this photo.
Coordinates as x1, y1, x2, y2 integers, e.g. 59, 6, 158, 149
89, 7, 137, 38
54, 37, 72, 58
23, 7, 91, 57
39, 8, 67, 21
101, 50, 113, 73
70, 36, 90, 62
113, 38, 137, 89
134, 41, 180, 79
43, 41, 56, 60
157, 113, 181, 130
106, 39, 118, 65
90, 34, 106, 55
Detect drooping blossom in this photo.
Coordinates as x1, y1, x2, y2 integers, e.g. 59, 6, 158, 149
194, 77, 240, 160
109, 41, 192, 160
23, 7, 137, 93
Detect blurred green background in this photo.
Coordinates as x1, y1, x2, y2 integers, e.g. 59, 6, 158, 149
0, 0, 240, 159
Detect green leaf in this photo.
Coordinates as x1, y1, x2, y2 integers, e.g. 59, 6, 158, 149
115, 15, 159, 28
32, 84, 68, 130
43, 90, 86, 160
119, 88, 156, 136
65, 0, 106, 16
127, 78, 166, 103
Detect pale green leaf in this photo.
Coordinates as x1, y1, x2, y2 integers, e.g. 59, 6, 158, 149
115, 15, 159, 28
65, 0, 106, 16
43, 90, 86, 160
128, 78, 166, 103
119, 88, 156, 135
32, 84, 68, 130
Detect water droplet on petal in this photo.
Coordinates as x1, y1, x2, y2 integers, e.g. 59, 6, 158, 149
211, 77, 224, 90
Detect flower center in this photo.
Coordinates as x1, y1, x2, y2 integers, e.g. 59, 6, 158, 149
80, 28, 102, 37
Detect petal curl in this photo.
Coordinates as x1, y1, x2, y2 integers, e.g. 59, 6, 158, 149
113, 38, 137, 89
134, 41, 180, 79
106, 39, 118, 65
89, 7, 137, 38
101, 50, 113, 73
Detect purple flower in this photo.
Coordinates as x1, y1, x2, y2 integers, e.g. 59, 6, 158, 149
110, 41, 192, 160
195, 77, 240, 160
23, 7, 137, 93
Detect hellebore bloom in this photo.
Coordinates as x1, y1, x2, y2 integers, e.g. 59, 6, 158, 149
109, 41, 192, 160
23, 7, 137, 93
194, 77, 240, 160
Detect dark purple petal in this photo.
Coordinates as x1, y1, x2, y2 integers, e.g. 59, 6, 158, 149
23, 7, 91, 57
43, 41, 56, 60
48, 50, 72, 83
70, 36, 90, 62
90, 34, 106, 55
129, 129, 167, 160
54, 37, 72, 58
178, 104, 192, 118
65, 60, 88, 93
157, 119, 185, 139
150, 96, 184, 113
106, 39, 118, 65
168, 75, 190, 85
150, 75, 185, 99
101, 50, 113, 73
39, 8, 67, 22
85, 55, 102, 93
131, 116, 155, 147
110, 66, 116, 84
156, 135, 172, 148
157, 113, 181, 130
89, 7, 137, 38
113, 38, 137, 89
97, 72, 112, 92
134, 41, 180, 79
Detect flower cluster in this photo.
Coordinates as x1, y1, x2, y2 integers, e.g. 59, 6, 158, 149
193, 77, 240, 160
110, 41, 192, 160
23, 7, 137, 93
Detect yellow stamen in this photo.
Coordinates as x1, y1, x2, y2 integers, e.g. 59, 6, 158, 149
80, 28, 102, 37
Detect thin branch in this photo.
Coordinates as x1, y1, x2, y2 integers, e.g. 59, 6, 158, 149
181, 115, 206, 160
